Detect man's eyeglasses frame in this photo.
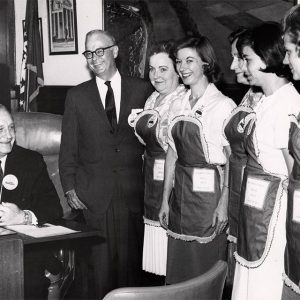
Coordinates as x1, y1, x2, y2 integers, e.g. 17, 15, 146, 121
82, 45, 115, 59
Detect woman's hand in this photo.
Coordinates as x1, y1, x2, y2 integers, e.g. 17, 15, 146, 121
159, 202, 169, 230
212, 193, 228, 235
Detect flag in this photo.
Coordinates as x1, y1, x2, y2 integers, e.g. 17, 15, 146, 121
19, 0, 44, 112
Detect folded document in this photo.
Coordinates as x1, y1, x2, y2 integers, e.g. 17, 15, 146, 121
4, 223, 78, 238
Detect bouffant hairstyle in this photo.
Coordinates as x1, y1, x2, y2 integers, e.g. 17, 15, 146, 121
174, 36, 221, 83
148, 41, 177, 69
248, 22, 290, 77
283, 5, 300, 50
236, 29, 252, 58
228, 27, 248, 45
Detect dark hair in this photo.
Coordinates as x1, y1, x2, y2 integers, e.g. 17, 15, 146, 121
148, 40, 176, 68
283, 5, 300, 47
228, 27, 248, 45
248, 22, 290, 77
236, 29, 252, 58
174, 36, 221, 83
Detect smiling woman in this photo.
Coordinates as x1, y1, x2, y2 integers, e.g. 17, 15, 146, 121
231, 22, 300, 300
158, 36, 236, 284
128, 41, 187, 278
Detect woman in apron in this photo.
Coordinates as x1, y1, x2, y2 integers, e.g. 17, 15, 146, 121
159, 36, 236, 284
232, 22, 300, 300
128, 41, 187, 278
280, 6, 300, 300
224, 28, 263, 284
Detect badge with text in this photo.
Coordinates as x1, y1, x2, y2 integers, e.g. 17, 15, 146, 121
293, 190, 300, 223
193, 168, 215, 193
153, 159, 165, 181
2, 174, 18, 190
244, 177, 269, 210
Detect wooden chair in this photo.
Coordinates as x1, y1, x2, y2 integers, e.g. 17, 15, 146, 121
13, 112, 74, 300
103, 260, 228, 300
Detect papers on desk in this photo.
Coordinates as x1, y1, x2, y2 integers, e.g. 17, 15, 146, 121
4, 223, 79, 238
0, 227, 16, 236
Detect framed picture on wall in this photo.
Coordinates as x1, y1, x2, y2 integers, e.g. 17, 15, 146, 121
47, 0, 78, 55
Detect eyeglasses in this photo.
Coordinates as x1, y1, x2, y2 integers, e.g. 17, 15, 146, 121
82, 45, 115, 59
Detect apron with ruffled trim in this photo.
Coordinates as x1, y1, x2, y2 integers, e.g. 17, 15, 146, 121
235, 116, 285, 268
224, 107, 255, 242
283, 115, 300, 294
134, 110, 166, 222
167, 114, 223, 243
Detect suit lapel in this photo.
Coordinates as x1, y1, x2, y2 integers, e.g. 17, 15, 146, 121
89, 79, 104, 113
117, 77, 131, 132
1, 145, 21, 202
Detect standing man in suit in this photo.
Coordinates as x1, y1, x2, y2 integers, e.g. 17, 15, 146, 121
59, 29, 153, 299
0, 104, 63, 299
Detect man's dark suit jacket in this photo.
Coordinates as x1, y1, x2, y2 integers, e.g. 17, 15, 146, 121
2, 144, 63, 299
59, 75, 153, 224
2, 144, 63, 222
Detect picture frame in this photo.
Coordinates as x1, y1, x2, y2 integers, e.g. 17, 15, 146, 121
22, 18, 44, 62
47, 0, 78, 55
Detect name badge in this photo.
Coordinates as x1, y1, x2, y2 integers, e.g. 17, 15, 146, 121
193, 168, 215, 193
244, 177, 269, 210
293, 190, 300, 223
2, 174, 18, 190
153, 159, 165, 181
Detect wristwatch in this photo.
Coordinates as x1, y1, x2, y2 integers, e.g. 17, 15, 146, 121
23, 210, 32, 225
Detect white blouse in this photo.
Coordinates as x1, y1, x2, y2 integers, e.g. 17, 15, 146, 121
168, 83, 236, 165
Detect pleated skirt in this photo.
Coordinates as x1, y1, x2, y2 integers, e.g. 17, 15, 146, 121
232, 193, 287, 300
142, 222, 168, 276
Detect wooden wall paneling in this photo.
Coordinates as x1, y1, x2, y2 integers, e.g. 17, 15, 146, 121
0, 237, 24, 300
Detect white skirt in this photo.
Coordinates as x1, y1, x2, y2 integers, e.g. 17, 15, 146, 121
142, 219, 168, 276
231, 193, 287, 300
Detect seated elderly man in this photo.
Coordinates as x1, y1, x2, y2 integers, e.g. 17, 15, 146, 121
0, 105, 63, 299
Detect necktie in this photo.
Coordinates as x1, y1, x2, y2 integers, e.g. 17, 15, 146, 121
104, 81, 117, 132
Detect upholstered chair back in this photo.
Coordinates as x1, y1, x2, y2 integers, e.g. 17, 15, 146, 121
103, 260, 228, 300
12, 112, 70, 217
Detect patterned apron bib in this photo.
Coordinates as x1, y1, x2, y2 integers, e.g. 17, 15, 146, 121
283, 115, 300, 294
235, 115, 285, 268
134, 110, 166, 222
224, 107, 255, 242
167, 115, 223, 243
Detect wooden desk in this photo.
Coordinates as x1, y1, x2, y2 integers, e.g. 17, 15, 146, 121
0, 221, 102, 300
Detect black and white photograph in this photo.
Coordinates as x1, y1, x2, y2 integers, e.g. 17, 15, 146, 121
1, 0, 300, 299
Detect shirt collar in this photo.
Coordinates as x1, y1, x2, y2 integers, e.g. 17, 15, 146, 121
96, 70, 121, 86
0, 155, 7, 171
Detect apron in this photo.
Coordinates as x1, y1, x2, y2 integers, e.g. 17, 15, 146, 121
283, 115, 300, 294
224, 106, 255, 242
167, 114, 223, 243
235, 114, 285, 268
134, 109, 166, 222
